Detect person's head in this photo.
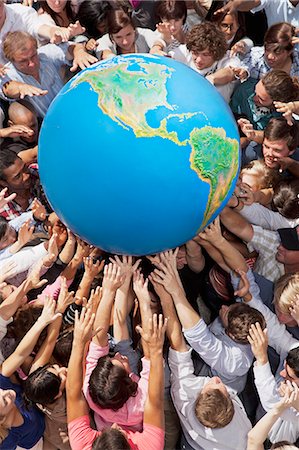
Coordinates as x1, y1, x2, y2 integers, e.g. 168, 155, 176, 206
0, 388, 16, 442
240, 159, 277, 192
186, 22, 228, 71
273, 273, 299, 326
209, 3, 245, 45
24, 364, 67, 406
219, 303, 266, 344
3, 32, 39, 78
89, 353, 137, 410
52, 327, 74, 367
262, 117, 298, 169
92, 426, 131, 450
38, 0, 75, 26
0, 149, 32, 193
195, 377, 234, 428
280, 347, 299, 385
8, 101, 39, 144
264, 22, 295, 70
272, 178, 299, 219
0, 217, 17, 251
155, 0, 187, 38
77, 0, 111, 38
255, 70, 299, 108
106, 9, 136, 53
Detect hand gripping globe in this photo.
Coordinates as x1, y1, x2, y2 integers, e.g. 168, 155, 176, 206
39, 54, 240, 255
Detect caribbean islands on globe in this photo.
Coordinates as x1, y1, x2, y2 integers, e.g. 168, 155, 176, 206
38, 54, 240, 255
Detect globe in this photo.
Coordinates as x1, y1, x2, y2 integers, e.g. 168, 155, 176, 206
39, 54, 240, 256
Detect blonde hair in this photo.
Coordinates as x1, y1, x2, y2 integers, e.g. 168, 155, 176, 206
273, 273, 299, 314
240, 159, 278, 191
3, 31, 37, 62
0, 423, 9, 443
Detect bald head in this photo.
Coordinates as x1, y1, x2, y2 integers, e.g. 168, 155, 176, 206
8, 101, 39, 144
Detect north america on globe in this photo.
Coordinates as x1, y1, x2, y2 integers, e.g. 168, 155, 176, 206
39, 54, 240, 255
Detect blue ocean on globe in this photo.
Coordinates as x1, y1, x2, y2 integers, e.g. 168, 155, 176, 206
38, 53, 240, 255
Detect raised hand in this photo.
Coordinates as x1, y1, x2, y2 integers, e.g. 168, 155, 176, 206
56, 276, 75, 314
38, 296, 62, 326
18, 82, 48, 99
0, 187, 16, 212
26, 258, 48, 291
230, 40, 246, 57
83, 256, 104, 280
31, 198, 47, 221
17, 219, 35, 247
0, 259, 17, 282
68, 21, 86, 38
0, 124, 34, 139
274, 101, 296, 126
73, 307, 96, 345
102, 263, 125, 293
70, 45, 98, 73
247, 322, 268, 365
49, 26, 71, 44
237, 118, 257, 141
110, 255, 141, 284
136, 313, 167, 354
133, 270, 151, 303
233, 268, 252, 301
197, 216, 223, 244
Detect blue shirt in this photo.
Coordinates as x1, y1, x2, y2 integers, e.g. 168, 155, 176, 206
0, 374, 45, 450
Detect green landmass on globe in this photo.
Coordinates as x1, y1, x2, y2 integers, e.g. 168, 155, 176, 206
69, 56, 239, 228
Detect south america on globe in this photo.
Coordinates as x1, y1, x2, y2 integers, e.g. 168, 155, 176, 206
39, 54, 240, 255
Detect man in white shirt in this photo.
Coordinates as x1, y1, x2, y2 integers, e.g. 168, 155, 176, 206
150, 251, 252, 450
150, 251, 265, 393
171, 22, 247, 102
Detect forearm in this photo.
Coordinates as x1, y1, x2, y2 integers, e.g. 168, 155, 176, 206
185, 245, 205, 273
209, 67, 235, 86
113, 284, 130, 342
220, 206, 254, 242
18, 146, 38, 165
160, 293, 187, 352
93, 291, 115, 346
247, 408, 284, 450
198, 240, 229, 272
233, 0, 261, 11
67, 341, 89, 420
171, 289, 200, 331
148, 351, 164, 405
59, 240, 76, 264
0, 281, 28, 320
3, 81, 22, 99
30, 315, 62, 372
61, 255, 83, 280
75, 274, 93, 302
2, 318, 46, 376
215, 237, 248, 272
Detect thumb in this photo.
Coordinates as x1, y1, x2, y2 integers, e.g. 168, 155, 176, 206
135, 324, 143, 336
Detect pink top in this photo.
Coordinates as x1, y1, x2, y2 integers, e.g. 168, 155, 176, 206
29, 276, 74, 304
68, 415, 164, 450
83, 341, 150, 431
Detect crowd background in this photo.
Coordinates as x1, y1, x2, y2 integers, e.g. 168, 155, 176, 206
0, 1, 299, 449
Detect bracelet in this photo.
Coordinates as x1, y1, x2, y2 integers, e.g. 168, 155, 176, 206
231, 194, 240, 209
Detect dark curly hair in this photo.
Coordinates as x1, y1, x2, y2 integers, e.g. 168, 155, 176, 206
186, 22, 228, 61
89, 355, 138, 411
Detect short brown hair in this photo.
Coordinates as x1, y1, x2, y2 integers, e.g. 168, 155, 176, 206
3, 31, 37, 62
195, 389, 234, 428
186, 22, 228, 61
226, 303, 266, 344
155, 0, 187, 22
262, 70, 299, 103
264, 117, 299, 151
264, 22, 295, 53
272, 178, 299, 219
106, 8, 134, 36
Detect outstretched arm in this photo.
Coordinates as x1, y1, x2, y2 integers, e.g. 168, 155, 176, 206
67, 307, 96, 422
1, 297, 61, 377
137, 314, 167, 429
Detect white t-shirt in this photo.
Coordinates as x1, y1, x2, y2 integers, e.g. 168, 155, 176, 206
171, 45, 243, 102
95, 28, 164, 59
251, 0, 299, 27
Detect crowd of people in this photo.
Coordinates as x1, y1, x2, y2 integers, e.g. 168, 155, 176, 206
0, 0, 298, 449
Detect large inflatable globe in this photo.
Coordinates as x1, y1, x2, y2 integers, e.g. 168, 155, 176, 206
39, 54, 240, 255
